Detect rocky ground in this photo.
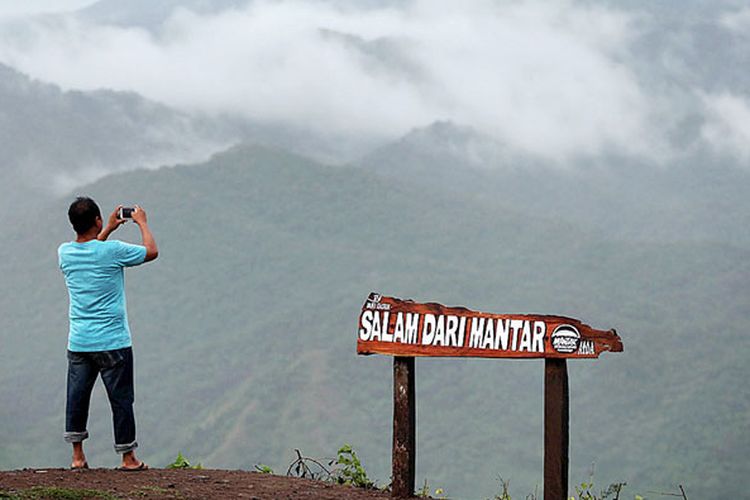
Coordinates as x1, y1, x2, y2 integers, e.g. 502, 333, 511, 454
0, 468, 395, 499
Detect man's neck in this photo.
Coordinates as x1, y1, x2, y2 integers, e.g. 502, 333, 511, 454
76, 229, 99, 243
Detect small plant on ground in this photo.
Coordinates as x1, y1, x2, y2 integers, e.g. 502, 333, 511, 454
286, 449, 332, 481
167, 451, 203, 470
491, 476, 513, 500
573, 480, 627, 499
254, 464, 274, 474
416, 479, 430, 497
645, 485, 688, 500
416, 480, 449, 499
333, 444, 375, 489
486, 473, 641, 500
284, 446, 377, 489
570, 463, 627, 500
434, 487, 449, 499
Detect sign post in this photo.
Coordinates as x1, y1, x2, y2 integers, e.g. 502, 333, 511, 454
544, 359, 569, 500
357, 293, 623, 499
392, 357, 416, 498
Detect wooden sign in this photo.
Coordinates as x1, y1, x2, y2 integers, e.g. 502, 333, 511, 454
357, 293, 622, 359
357, 293, 624, 498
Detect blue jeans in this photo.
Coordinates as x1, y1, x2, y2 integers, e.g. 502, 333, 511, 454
64, 347, 138, 454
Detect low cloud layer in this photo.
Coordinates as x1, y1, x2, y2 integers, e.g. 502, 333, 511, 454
702, 92, 750, 163
0, 0, 747, 165
720, 6, 750, 34
0, 0, 94, 19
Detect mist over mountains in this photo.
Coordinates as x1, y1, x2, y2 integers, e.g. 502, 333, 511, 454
0, 1, 749, 499
0, 63, 234, 214
3, 0, 749, 168
363, 121, 750, 247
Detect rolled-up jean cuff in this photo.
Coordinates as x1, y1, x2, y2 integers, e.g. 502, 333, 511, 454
64, 431, 89, 443
114, 440, 138, 454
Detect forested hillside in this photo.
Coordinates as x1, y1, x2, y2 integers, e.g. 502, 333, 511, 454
363, 121, 750, 247
0, 144, 747, 498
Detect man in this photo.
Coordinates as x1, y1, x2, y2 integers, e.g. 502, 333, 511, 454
58, 197, 158, 470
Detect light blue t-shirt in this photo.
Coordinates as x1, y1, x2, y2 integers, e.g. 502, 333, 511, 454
58, 239, 147, 352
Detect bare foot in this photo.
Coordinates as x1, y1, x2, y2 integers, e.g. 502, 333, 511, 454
71, 443, 88, 469
120, 450, 147, 470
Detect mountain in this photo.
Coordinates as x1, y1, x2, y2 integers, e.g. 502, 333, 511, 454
361, 121, 750, 248
0, 64, 234, 216
611, 0, 750, 94
0, 143, 747, 499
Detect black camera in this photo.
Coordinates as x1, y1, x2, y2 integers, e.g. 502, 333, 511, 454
118, 207, 135, 219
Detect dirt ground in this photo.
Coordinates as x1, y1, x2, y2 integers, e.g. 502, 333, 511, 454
0, 468, 396, 499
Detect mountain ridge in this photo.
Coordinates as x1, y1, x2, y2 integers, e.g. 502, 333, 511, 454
0, 143, 747, 498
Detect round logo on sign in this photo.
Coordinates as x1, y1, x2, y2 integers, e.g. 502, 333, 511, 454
551, 324, 580, 353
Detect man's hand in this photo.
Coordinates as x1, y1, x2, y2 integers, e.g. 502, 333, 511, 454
131, 205, 147, 226
97, 205, 127, 241
132, 205, 158, 262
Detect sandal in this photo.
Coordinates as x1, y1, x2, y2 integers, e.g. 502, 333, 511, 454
117, 462, 149, 471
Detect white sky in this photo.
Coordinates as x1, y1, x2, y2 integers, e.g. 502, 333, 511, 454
0, 0, 95, 19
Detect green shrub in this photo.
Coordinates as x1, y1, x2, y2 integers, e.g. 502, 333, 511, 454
254, 464, 274, 474
333, 444, 374, 489
166, 451, 203, 470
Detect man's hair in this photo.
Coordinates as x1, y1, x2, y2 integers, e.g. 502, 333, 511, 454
68, 197, 101, 235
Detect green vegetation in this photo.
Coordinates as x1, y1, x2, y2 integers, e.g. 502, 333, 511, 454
416, 481, 429, 497
0, 144, 747, 498
285, 449, 332, 481
283, 445, 375, 489
490, 477, 513, 500
333, 444, 374, 489
573, 481, 627, 500
254, 464, 274, 474
479, 477, 686, 500
0, 487, 117, 500
166, 452, 203, 470
416, 480, 448, 499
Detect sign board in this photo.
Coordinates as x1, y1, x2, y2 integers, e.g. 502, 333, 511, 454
357, 293, 622, 359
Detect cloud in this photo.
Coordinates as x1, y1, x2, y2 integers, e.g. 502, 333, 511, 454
720, 7, 750, 35
701, 92, 750, 164
0, 0, 95, 20
0, 0, 669, 163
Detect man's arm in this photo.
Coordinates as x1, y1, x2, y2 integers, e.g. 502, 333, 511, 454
131, 205, 158, 262
97, 205, 126, 241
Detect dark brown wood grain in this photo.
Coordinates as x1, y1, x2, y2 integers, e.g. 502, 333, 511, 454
391, 357, 416, 499
357, 293, 622, 359
544, 359, 569, 500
